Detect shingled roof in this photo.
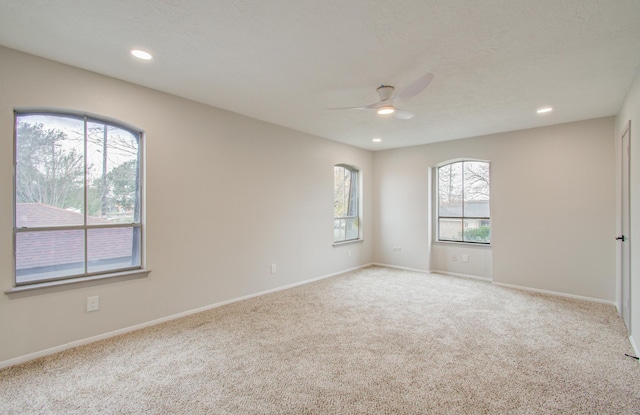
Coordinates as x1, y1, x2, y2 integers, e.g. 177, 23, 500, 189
15, 203, 135, 275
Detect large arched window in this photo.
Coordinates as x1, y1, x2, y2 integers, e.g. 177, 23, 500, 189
333, 164, 360, 243
13, 111, 144, 286
437, 160, 490, 244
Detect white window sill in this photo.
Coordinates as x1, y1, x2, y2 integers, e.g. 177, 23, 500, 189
333, 239, 364, 247
5, 269, 151, 296
433, 240, 492, 248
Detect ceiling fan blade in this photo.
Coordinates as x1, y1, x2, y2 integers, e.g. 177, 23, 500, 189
396, 72, 434, 101
328, 102, 379, 111
364, 101, 383, 110
394, 109, 415, 120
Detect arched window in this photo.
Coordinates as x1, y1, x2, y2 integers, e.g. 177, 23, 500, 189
14, 111, 144, 286
333, 164, 360, 243
437, 160, 490, 244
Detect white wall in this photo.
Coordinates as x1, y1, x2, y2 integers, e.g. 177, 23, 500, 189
615, 68, 640, 351
0, 47, 373, 365
430, 243, 493, 280
373, 117, 616, 301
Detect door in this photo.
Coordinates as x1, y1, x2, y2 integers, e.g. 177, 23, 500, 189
619, 123, 631, 331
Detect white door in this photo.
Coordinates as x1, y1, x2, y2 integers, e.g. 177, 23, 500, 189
619, 123, 631, 331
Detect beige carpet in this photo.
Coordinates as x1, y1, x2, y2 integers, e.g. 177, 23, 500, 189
1, 266, 639, 414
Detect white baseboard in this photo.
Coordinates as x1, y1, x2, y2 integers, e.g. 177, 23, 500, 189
371, 263, 429, 274
378, 263, 615, 307
492, 281, 617, 307
372, 263, 491, 283
0, 263, 372, 370
429, 269, 492, 282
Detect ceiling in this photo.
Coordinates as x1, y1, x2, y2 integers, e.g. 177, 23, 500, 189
1, 1, 639, 151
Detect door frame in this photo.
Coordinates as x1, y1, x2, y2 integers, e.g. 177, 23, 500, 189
618, 121, 631, 331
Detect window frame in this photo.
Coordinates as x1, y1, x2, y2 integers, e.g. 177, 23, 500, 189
436, 159, 491, 245
333, 164, 361, 244
11, 109, 147, 291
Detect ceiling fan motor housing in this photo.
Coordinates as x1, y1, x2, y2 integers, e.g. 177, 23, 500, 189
377, 85, 395, 101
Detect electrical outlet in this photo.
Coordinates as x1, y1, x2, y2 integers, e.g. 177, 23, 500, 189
271, 264, 277, 274
87, 296, 99, 312
348, 249, 352, 257
462, 254, 469, 263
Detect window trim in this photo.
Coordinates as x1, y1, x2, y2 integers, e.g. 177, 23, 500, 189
5, 269, 150, 295
435, 159, 491, 245
333, 164, 362, 244
11, 109, 147, 290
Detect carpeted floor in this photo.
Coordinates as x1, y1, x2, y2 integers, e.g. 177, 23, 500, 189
1, 266, 639, 414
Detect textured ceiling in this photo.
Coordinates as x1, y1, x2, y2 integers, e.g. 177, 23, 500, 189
1, 0, 639, 150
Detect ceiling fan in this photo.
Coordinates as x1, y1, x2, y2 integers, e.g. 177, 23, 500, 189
333, 72, 434, 120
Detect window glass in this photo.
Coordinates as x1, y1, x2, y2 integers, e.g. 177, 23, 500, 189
334, 165, 359, 243
437, 160, 490, 244
86, 121, 140, 224
15, 229, 85, 283
87, 227, 141, 273
463, 161, 490, 218
438, 162, 463, 217
15, 115, 85, 227
14, 112, 143, 285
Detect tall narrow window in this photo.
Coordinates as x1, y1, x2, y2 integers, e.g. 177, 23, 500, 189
333, 164, 359, 243
14, 111, 143, 286
437, 160, 490, 244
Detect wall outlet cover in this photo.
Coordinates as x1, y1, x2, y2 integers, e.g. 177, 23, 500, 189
87, 296, 99, 312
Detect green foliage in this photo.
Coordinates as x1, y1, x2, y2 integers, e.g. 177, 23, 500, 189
88, 159, 138, 220
16, 122, 84, 209
108, 160, 138, 211
463, 226, 491, 243
16, 119, 139, 222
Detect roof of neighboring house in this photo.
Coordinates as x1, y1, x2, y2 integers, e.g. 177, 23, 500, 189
439, 200, 490, 218
16, 203, 110, 227
15, 203, 135, 271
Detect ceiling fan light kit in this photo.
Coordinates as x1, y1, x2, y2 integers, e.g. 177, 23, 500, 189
377, 105, 395, 115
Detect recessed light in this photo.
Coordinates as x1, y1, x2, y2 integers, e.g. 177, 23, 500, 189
537, 107, 553, 114
372, 138, 382, 142
131, 49, 153, 60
